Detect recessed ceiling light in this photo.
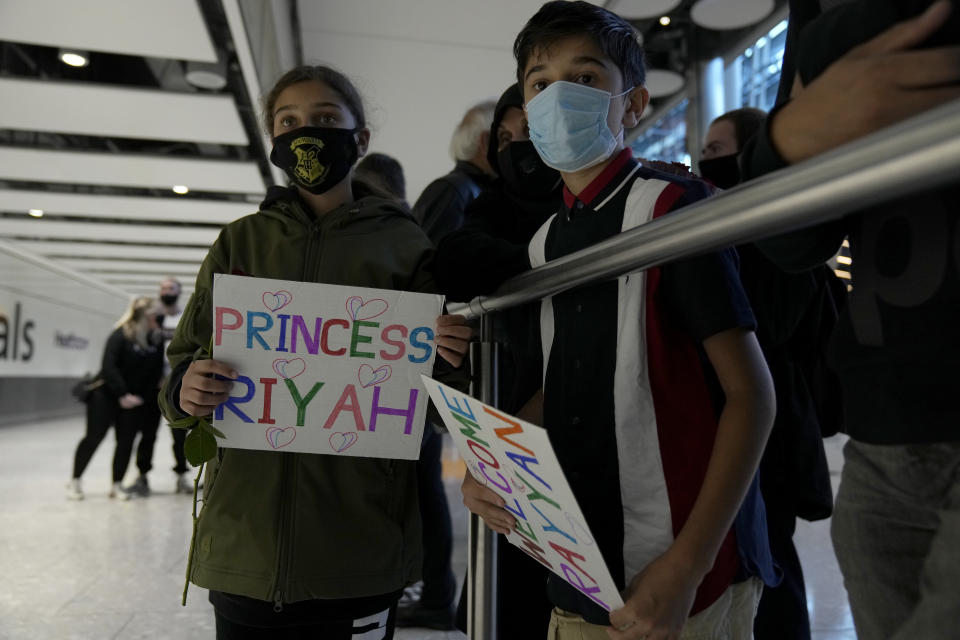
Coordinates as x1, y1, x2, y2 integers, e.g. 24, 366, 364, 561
172, 185, 190, 195
28, 208, 44, 218
659, 16, 671, 26
59, 49, 89, 68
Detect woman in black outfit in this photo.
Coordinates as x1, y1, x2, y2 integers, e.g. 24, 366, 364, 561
67, 296, 163, 500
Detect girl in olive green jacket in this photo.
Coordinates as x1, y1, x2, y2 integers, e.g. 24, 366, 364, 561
159, 65, 470, 639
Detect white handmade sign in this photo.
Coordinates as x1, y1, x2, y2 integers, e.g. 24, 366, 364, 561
421, 375, 624, 612
212, 274, 443, 459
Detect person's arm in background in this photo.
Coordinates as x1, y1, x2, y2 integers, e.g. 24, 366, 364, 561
743, 0, 959, 271
433, 192, 534, 302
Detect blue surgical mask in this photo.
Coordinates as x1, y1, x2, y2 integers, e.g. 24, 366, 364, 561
525, 81, 632, 173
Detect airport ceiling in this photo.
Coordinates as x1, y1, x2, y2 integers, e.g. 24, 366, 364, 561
0, 0, 785, 301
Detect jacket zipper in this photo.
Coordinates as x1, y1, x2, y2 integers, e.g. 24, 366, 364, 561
271, 452, 292, 612
274, 216, 320, 613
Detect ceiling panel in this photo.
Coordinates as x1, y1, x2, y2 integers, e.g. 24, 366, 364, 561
0, 0, 218, 63
0, 219, 220, 246
0, 78, 249, 145
0, 148, 266, 194
0, 189, 254, 224
297, 0, 547, 51
102, 273, 200, 285
10, 240, 210, 262
56, 258, 200, 275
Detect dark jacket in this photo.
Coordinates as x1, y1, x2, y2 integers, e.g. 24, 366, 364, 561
100, 327, 163, 399
159, 186, 447, 606
743, 0, 960, 445
413, 161, 493, 244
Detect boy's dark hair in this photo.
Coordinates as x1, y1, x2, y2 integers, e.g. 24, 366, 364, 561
356, 152, 407, 201
713, 107, 767, 151
262, 65, 366, 135
513, 1, 646, 90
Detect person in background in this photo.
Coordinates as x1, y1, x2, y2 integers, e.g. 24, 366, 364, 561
742, 2, 960, 637
355, 152, 408, 205
463, 3, 778, 638
396, 99, 497, 632
412, 99, 497, 244
701, 107, 841, 640
67, 296, 163, 501
152, 277, 190, 496
431, 82, 561, 638
159, 64, 471, 640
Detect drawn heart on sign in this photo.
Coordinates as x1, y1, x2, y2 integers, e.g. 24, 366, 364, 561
358, 364, 392, 388
330, 432, 358, 453
346, 296, 389, 321
266, 427, 296, 449
272, 358, 306, 380
263, 290, 293, 313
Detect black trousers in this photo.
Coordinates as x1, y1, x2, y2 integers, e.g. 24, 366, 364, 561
754, 499, 811, 640
72, 389, 161, 482
171, 425, 188, 474
416, 425, 456, 608
214, 606, 396, 639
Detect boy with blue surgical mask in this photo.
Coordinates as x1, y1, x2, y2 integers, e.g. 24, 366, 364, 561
460, 3, 779, 639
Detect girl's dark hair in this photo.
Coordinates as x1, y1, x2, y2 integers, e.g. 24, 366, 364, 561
713, 107, 767, 150
261, 65, 366, 135
514, 1, 646, 90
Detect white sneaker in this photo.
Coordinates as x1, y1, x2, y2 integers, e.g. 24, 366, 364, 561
66, 479, 84, 501
175, 473, 192, 495
110, 482, 131, 500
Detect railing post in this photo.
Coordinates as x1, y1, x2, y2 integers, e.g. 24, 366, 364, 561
467, 313, 499, 640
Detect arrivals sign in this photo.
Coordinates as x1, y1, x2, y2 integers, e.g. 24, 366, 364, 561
0, 293, 117, 378
421, 376, 625, 613
212, 274, 443, 459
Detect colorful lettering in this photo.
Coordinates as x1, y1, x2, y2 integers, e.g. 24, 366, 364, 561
276, 314, 290, 352
560, 564, 608, 610
258, 377, 277, 424
292, 316, 322, 355
379, 324, 407, 360
322, 384, 366, 431
214, 374, 255, 423
407, 326, 434, 363
284, 378, 324, 426
350, 320, 378, 358
214, 307, 242, 346
370, 387, 417, 434
320, 319, 349, 356
246, 311, 274, 350
530, 502, 577, 545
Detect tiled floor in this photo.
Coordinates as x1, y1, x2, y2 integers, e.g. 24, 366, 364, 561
0, 416, 855, 639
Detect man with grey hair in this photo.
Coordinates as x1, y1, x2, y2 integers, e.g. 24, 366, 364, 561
412, 99, 496, 244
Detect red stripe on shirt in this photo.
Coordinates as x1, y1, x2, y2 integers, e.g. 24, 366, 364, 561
643, 188, 738, 615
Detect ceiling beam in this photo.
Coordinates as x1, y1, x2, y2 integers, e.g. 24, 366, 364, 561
0, 219, 220, 245
0, 147, 266, 194
0, 0, 218, 62
10, 240, 210, 262
0, 78, 249, 145
0, 189, 254, 224
55, 258, 202, 274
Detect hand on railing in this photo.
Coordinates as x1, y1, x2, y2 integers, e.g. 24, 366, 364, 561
435, 314, 472, 368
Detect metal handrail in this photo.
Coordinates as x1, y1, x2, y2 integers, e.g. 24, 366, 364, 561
448, 98, 960, 320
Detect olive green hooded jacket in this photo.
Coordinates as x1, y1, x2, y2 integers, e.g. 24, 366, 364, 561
160, 187, 453, 607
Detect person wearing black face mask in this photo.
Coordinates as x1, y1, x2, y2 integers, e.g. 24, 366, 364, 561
700, 108, 844, 640
431, 83, 562, 638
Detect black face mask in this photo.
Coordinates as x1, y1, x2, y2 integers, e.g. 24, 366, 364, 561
497, 140, 562, 197
270, 126, 359, 194
160, 294, 179, 307
698, 153, 741, 190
